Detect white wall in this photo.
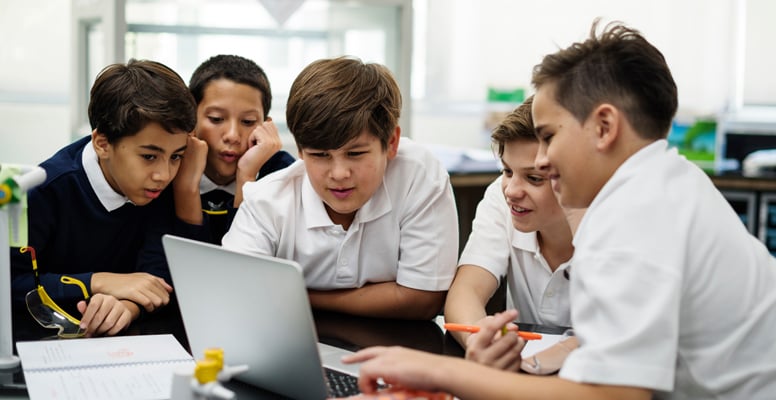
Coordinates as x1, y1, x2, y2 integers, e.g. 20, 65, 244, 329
410, 0, 739, 147
0, 1, 71, 165
744, 0, 776, 105
0, 0, 770, 164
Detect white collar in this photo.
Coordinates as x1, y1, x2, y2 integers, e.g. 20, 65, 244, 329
511, 229, 540, 253
81, 139, 132, 211
199, 174, 236, 195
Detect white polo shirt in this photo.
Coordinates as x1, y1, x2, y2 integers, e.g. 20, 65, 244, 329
458, 177, 571, 327
222, 138, 459, 292
560, 140, 776, 399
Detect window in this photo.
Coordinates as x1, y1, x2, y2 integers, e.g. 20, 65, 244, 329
71, 0, 411, 140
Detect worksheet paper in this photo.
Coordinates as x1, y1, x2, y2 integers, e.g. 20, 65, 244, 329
521, 333, 564, 358
16, 334, 194, 400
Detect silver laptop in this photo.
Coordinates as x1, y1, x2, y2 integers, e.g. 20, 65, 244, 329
162, 234, 360, 399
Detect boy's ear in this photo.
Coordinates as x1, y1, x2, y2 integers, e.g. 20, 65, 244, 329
387, 126, 401, 160
91, 130, 112, 159
592, 103, 620, 152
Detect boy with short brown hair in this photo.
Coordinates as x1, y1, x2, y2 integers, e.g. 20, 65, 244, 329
223, 56, 459, 320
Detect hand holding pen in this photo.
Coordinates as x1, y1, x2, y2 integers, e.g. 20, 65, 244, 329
444, 323, 542, 340
459, 310, 526, 372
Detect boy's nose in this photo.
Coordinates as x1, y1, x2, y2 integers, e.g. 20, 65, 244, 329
503, 177, 525, 199
222, 122, 240, 144
330, 160, 351, 180
534, 145, 550, 171
152, 164, 173, 183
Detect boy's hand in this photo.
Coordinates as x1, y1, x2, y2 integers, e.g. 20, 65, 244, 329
174, 134, 208, 194
234, 118, 283, 207
91, 272, 173, 312
343, 346, 447, 394
237, 118, 282, 181
464, 310, 524, 372
77, 294, 137, 337
172, 134, 208, 225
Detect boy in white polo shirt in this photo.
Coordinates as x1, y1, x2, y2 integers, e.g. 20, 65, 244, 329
444, 96, 575, 351
222, 56, 458, 320
343, 20, 776, 399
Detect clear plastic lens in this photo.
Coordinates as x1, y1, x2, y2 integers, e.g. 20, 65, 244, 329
25, 289, 85, 338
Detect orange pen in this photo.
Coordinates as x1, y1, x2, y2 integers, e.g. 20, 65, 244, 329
443, 323, 543, 340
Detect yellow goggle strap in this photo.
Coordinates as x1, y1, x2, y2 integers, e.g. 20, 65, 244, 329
34, 275, 89, 326
61, 275, 90, 300
20, 246, 89, 326
35, 285, 81, 326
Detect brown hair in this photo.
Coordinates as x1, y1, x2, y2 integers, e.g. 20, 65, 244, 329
531, 19, 677, 140
286, 56, 402, 151
491, 96, 535, 158
88, 59, 197, 143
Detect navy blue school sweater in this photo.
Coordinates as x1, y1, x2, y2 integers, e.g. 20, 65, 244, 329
10, 135, 204, 310
200, 150, 295, 244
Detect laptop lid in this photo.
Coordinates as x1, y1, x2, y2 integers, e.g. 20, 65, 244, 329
162, 234, 343, 399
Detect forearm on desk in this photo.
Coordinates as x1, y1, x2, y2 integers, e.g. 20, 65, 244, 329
309, 282, 445, 320
431, 358, 650, 400
444, 265, 500, 347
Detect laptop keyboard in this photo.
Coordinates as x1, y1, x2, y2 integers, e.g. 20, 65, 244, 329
325, 367, 361, 397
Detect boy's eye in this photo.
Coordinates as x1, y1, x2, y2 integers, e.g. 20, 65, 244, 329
241, 119, 258, 127
541, 133, 554, 143
308, 151, 329, 158
501, 168, 513, 177
527, 174, 545, 184
171, 153, 184, 161
207, 116, 224, 124
142, 154, 157, 161
347, 151, 367, 157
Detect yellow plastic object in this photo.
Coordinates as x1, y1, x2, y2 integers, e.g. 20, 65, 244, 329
25, 287, 85, 338
34, 286, 80, 325
21, 246, 89, 338
61, 276, 90, 300
203, 347, 225, 370
194, 358, 220, 384
0, 182, 13, 206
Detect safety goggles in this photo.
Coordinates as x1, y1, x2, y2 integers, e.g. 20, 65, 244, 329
21, 246, 90, 338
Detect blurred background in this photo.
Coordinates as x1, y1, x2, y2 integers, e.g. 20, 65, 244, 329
1, 0, 775, 170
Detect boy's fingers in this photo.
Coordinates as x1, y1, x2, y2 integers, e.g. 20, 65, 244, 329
342, 346, 384, 364
155, 277, 173, 292
79, 297, 100, 329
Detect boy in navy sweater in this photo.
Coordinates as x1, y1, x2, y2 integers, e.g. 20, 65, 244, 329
176, 55, 295, 243
11, 59, 203, 337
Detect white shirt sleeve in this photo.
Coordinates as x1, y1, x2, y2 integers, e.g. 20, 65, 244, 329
391, 141, 460, 291
221, 176, 286, 257
457, 176, 510, 279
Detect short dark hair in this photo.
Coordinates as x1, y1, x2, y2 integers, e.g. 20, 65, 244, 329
189, 54, 272, 119
491, 96, 535, 158
286, 56, 402, 151
88, 59, 196, 143
531, 19, 677, 140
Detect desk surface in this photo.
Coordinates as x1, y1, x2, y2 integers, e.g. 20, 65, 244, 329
3, 306, 566, 399
3, 306, 460, 399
